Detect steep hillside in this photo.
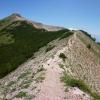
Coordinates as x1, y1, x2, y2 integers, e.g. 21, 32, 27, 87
0, 19, 73, 78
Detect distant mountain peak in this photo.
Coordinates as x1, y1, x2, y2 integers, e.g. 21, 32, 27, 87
0, 13, 23, 21
1, 13, 65, 31
8, 13, 24, 20
10, 13, 22, 18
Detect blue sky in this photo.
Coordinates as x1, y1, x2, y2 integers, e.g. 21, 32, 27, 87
0, 0, 100, 41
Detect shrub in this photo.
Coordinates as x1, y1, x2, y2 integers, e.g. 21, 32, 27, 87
97, 42, 100, 45
87, 44, 91, 49
16, 91, 27, 98
59, 53, 66, 61
19, 79, 32, 89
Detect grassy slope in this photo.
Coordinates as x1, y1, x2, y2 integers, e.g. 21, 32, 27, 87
61, 73, 100, 100
0, 20, 72, 78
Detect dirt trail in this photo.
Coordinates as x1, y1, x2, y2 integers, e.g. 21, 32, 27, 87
34, 34, 91, 100
34, 57, 65, 100
34, 56, 91, 100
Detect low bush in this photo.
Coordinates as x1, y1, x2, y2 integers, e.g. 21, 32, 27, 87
97, 42, 100, 45
16, 91, 27, 98
59, 53, 66, 61
87, 44, 91, 49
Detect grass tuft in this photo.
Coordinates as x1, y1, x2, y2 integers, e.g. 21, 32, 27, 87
16, 91, 27, 98
61, 73, 100, 100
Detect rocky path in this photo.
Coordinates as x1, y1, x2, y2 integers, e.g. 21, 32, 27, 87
34, 34, 91, 100
34, 56, 91, 100
34, 57, 66, 100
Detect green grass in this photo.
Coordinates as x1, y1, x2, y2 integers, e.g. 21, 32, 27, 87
59, 63, 65, 70
0, 19, 10, 27
61, 73, 100, 100
59, 31, 73, 40
18, 70, 32, 79
19, 79, 33, 89
35, 67, 45, 83
61, 73, 91, 93
16, 91, 27, 98
45, 45, 55, 52
0, 33, 14, 45
0, 20, 73, 78
35, 76, 45, 83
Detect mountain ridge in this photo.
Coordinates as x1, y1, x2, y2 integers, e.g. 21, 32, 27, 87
0, 13, 65, 31
0, 13, 100, 100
